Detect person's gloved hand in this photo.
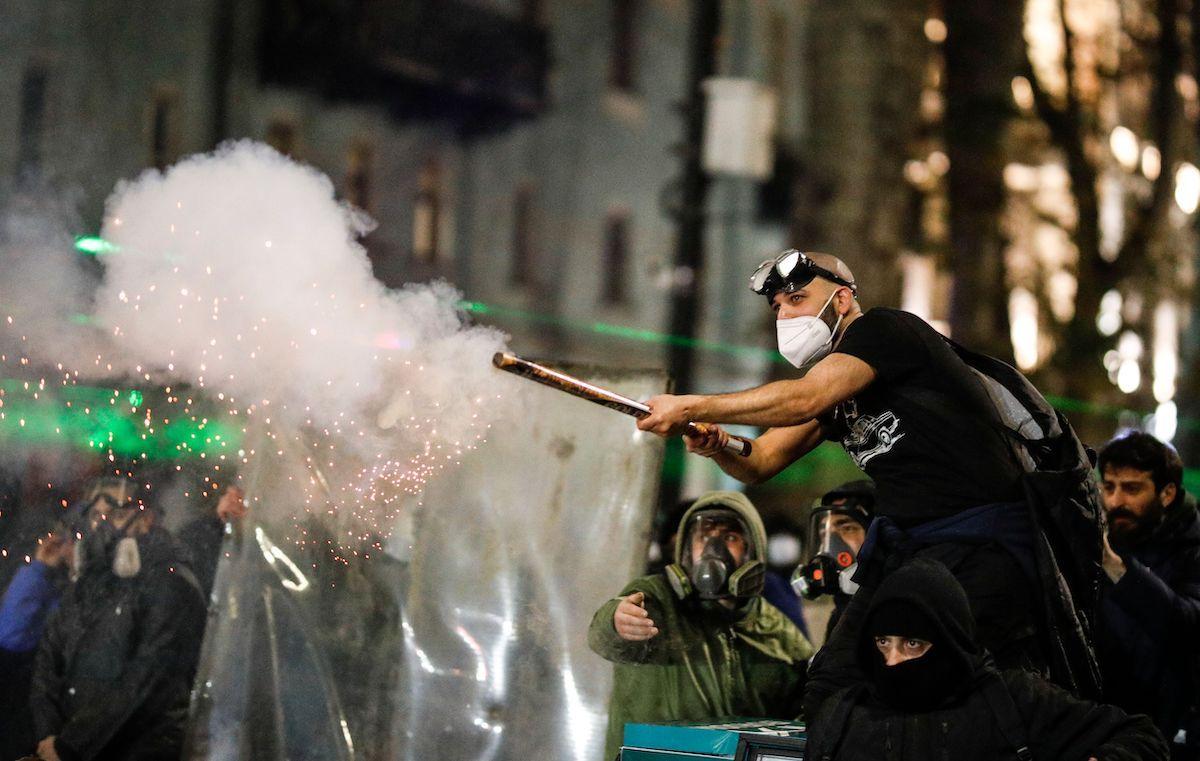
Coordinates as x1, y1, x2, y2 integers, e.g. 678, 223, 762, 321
613, 592, 659, 641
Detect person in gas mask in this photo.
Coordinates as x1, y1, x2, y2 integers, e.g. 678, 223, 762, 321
28, 475, 207, 761
791, 479, 875, 640
587, 491, 813, 761
805, 557, 1167, 761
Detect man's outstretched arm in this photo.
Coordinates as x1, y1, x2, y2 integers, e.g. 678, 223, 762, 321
639, 353, 876, 434
685, 421, 828, 484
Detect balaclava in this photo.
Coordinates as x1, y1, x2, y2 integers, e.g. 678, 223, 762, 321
856, 558, 981, 711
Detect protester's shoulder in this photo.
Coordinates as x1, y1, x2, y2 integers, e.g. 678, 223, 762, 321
996, 667, 1078, 713
176, 513, 223, 544
847, 307, 937, 337
140, 563, 206, 613
837, 308, 939, 359
743, 598, 815, 660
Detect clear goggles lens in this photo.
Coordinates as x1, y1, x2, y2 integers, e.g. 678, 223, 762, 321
749, 250, 810, 295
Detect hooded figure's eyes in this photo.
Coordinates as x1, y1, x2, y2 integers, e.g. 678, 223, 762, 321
874, 635, 933, 661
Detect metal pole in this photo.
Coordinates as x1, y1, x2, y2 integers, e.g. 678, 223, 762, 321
660, 0, 722, 509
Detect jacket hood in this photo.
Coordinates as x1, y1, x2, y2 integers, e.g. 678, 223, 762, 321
673, 490, 768, 566
856, 557, 982, 677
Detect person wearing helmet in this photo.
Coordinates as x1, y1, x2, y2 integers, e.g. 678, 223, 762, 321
588, 491, 813, 760
28, 475, 207, 761
792, 480, 875, 640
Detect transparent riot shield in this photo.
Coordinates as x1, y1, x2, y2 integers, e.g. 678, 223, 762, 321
185, 365, 667, 761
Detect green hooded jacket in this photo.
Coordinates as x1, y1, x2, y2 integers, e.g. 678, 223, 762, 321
587, 491, 814, 760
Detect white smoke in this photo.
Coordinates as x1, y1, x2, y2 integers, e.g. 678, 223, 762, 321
96, 141, 504, 424
84, 142, 513, 541
0, 192, 101, 363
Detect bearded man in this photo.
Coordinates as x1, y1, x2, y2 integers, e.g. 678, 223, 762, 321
1097, 432, 1200, 760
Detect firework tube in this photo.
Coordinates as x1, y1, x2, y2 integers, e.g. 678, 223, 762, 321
492, 352, 752, 457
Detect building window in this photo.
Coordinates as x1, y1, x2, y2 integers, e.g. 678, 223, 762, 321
265, 119, 297, 157
608, 0, 638, 93
149, 88, 180, 170
413, 160, 441, 263
511, 183, 536, 285
345, 140, 373, 212
601, 210, 630, 304
17, 65, 48, 182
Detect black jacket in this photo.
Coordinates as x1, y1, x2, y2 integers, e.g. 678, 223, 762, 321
30, 526, 207, 761
807, 558, 1167, 761
809, 668, 1168, 761
1099, 490, 1200, 743
175, 513, 226, 599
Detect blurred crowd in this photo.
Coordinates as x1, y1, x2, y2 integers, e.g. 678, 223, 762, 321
0, 460, 246, 761
591, 430, 1200, 761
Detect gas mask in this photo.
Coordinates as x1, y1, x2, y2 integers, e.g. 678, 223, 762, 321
776, 289, 845, 372
71, 479, 146, 580
665, 508, 765, 602
792, 502, 870, 599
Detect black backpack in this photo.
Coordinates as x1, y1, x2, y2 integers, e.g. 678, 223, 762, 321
937, 337, 1105, 698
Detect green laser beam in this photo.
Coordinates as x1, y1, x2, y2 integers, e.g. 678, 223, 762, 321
0, 380, 239, 460
74, 235, 118, 256
66, 235, 1193, 430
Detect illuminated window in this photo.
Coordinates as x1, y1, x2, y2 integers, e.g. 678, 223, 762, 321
601, 210, 630, 304
413, 160, 441, 263
608, 0, 639, 93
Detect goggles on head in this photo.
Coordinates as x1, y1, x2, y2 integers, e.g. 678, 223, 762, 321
749, 249, 857, 302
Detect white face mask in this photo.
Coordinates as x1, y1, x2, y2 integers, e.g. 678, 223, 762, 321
776, 290, 844, 371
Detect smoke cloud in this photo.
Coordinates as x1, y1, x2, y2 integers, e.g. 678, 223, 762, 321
4, 141, 517, 554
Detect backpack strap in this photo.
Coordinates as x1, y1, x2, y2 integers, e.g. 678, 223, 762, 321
808, 684, 864, 761
980, 672, 1034, 761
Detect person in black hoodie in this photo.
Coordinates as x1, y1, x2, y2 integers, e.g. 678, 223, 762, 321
805, 557, 1166, 761
29, 476, 207, 761
1096, 432, 1200, 759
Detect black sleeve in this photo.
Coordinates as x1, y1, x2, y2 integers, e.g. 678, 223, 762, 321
1107, 551, 1200, 645
803, 580, 873, 719
176, 515, 225, 598
833, 309, 931, 384
30, 605, 68, 740
1005, 671, 1169, 761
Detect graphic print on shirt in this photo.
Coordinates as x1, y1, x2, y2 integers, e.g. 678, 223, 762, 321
839, 402, 905, 468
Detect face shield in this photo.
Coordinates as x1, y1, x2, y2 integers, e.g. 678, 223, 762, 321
791, 502, 870, 599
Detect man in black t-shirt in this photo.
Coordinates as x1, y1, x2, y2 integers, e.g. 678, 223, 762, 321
637, 250, 1048, 679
